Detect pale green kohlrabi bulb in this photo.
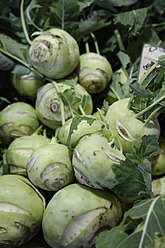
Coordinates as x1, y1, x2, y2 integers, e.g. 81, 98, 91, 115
29, 28, 80, 79
5, 134, 50, 175
35, 82, 93, 130
0, 102, 40, 145
42, 183, 122, 248
78, 52, 112, 94
0, 174, 45, 248
26, 140, 74, 191
72, 133, 126, 190
104, 98, 160, 154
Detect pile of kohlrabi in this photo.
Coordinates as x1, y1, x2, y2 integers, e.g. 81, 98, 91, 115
1, 0, 165, 248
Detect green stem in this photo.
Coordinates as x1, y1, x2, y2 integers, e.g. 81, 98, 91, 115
109, 85, 121, 100
135, 95, 165, 119
85, 41, 90, 53
32, 124, 43, 135
26, 5, 43, 31
114, 29, 125, 52
0, 48, 44, 78
138, 61, 158, 84
78, 105, 86, 115
21, 0, 32, 45
73, 82, 86, 115
144, 106, 162, 126
52, 81, 66, 126
90, 32, 100, 54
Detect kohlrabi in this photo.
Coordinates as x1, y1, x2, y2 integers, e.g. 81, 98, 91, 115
57, 114, 112, 149
104, 97, 160, 154
104, 59, 165, 154
26, 137, 73, 191
35, 81, 93, 130
72, 133, 125, 190
77, 33, 112, 94
0, 102, 40, 145
42, 183, 122, 248
5, 126, 50, 175
10, 66, 45, 100
0, 174, 45, 248
29, 28, 80, 79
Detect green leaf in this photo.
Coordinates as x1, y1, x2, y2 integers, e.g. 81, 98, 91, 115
78, 0, 94, 11
0, 52, 15, 71
96, 0, 138, 8
117, 51, 131, 69
67, 115, 95, 151
95, 196, 165, 248
11, 64, 30, 76
114, 7, 150, 36
58, 88, 81, 107
0, 33, 28, 61
81, 95, 92, 110
49, 0, 80, 30
74, 16, 110, 41
111, 135, 161, 196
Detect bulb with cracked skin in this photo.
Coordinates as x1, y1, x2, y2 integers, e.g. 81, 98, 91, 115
29, 28, 80, 79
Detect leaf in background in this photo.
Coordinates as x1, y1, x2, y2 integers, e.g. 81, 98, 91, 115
58, 88, 81, 107
111, 135, 161, 196
96, 0, 138, 8
81, 95, 92, 110
114, 7, 150, 36
95, 195, 165, 248
67, 114, 95, 151
130, 82, 154, 98
117, 51, 131, 69
0, 34, 28, 61
0, 52, 15, 71
11, 64, 30, 76
49, 0, 80, 31
74, 16, 111, 41
78, 0, 94, 12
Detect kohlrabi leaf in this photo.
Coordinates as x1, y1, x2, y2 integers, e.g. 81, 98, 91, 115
67, 115, 95, 151
114, 7, 150, 36
81, 95, 92, 110
95, 195, 165, 248
111, 135, 161, 196
129, 59, 165, 122
0, 52, 15, 71
0, 33, 28, 61
49, 0, 80, 31
58, 89, 81, 108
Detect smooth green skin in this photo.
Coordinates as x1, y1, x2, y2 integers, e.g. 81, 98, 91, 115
152, 175, 165, 195
6, 135, 50, 175
78, 52, 112, 94
27, 143, 73, 191
10, 71, 45, 100
35, 82, 93, 130
29, 28, 80, 79
72, 133, 126, 190
42, 183, 122, 248
152, 137, 165, 176
104, 98, 160, 154
0, 102, 40, 145
0, 174, 45, 248
58, 116, 112, 148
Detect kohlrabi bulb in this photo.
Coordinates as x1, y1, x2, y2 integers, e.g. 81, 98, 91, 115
0, 102, 40, 145
29, 28, 80, 79
104, 98, 160, 154
78, 52, 112, 94
0, 174, 45, 248
72, 133, 125, 190
42, 183, 122, 248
